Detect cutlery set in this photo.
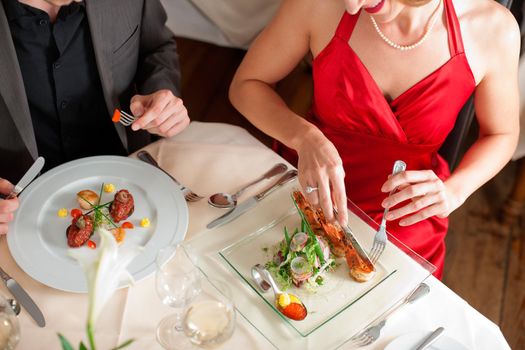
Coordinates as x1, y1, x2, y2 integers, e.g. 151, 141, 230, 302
207, 169, 298, 229
0, 266, 45, 327
350, 283, 431, 348
0, 157, 46, 327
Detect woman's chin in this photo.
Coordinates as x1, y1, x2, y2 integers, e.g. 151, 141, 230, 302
364, 0, 386, 14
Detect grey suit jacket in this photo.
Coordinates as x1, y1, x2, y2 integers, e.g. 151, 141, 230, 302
0, 0, 181, 183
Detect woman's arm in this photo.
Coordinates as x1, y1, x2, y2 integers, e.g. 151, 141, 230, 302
229, 0, 349, 224
382, 5, 520, 225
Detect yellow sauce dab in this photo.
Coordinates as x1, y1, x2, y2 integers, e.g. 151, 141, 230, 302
103, 183, 115, 193
57, 208, 68, 217
140, 218, 150, 228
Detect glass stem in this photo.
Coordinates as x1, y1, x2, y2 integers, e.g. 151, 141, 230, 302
174, 309, 184, 332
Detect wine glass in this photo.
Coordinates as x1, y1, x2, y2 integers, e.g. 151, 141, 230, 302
0, 293, 20, 350
182, 279, 236, 349
155, 242, 201, 349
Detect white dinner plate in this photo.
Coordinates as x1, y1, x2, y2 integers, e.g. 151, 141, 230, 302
7, 156, 189, 293
385, 330, 470, 350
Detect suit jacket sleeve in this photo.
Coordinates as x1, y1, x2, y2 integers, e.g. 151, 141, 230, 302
135, 0, 181, 97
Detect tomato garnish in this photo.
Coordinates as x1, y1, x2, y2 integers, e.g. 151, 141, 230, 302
121, 221, 134, 229
71, 208, 82, 218
87, 240, 96, 249
112, 109, 121, 123
279, 302, 307, 321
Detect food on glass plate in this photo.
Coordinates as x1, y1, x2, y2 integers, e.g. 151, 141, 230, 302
277, 293, 308, 321
265, 217, 336, 291
77, 190, 99, 209
66, 214, 94, 248
292, 191, 376, 283
109, 189, 135, 223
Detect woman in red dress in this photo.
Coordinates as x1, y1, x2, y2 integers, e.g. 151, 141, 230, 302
229, 0, 519, 278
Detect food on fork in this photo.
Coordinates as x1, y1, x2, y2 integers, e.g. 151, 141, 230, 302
292, 191, 376, 282
77, 190, 99, 209
66, 214, 94, 248
110, 190, 135, 222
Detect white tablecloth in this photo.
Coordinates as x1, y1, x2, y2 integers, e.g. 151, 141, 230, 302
0, 122, 510, 349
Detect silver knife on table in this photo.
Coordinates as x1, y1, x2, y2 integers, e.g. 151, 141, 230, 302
0, 266, 46, 327
1, 157, 45, 200
207, 169, 298, 229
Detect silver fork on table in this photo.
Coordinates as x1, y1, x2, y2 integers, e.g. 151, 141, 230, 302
369, 160, 407, 264
350, 283, 430, 347
137, 150, 204, 202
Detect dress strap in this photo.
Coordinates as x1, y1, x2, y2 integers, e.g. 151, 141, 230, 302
335, 11, 360, 42
443, 0, 464, 55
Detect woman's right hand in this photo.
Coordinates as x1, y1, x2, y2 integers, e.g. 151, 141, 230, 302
295, 128, 348, 226
0, 179, 19, 235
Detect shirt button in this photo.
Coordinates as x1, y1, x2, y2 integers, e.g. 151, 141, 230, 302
53, 62, 61, 69
39, 19, 48, 26
60, 101, 68, 109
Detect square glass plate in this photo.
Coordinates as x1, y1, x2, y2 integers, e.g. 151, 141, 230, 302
184, 181, 434, 350
219, 210, 394, 337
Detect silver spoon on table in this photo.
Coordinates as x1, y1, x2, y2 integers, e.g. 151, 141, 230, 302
208, 163, 288, 209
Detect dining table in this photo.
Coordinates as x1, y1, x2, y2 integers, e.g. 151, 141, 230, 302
0, 121, 511, 350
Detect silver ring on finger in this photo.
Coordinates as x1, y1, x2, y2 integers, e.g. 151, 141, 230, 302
305, 185, 318, 194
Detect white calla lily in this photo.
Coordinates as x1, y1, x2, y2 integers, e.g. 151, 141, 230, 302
68, 228, 142, 326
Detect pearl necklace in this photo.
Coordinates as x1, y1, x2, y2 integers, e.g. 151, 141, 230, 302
369, 0, 442, 51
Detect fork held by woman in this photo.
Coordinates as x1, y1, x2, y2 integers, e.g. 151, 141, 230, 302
369, 160, 407, 264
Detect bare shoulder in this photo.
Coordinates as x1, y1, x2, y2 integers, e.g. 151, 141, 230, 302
308, 0, 346, 55
455, 0, 520, 79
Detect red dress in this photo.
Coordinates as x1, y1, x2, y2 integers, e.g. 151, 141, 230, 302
278, 0, 475, 278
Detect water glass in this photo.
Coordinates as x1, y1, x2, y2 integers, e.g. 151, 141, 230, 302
155, 242, 201, 350
0, 294, 20, 350
182, 279, 236, 349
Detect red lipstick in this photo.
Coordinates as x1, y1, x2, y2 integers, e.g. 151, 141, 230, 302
364, 0, 385, 13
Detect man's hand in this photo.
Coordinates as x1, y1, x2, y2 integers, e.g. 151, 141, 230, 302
130, 90, 190, 138
0, 179, 19, 235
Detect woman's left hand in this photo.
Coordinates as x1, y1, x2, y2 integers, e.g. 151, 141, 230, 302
380, 170, 463, 226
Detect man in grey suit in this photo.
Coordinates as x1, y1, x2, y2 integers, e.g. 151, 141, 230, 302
0, 0, 189, 235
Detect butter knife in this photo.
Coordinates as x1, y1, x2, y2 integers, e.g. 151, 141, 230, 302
0, 266, 46, 327
1, 157, 45, 200
415, 327, 445, 350
207, 170, 298, 229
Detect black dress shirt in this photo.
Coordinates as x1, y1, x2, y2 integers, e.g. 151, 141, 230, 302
4, 0, 126, 171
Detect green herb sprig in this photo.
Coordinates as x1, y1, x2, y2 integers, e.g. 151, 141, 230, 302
78, 183, 118, 230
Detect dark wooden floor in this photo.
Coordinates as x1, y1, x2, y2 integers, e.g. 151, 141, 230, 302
176, 37, 524, 349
